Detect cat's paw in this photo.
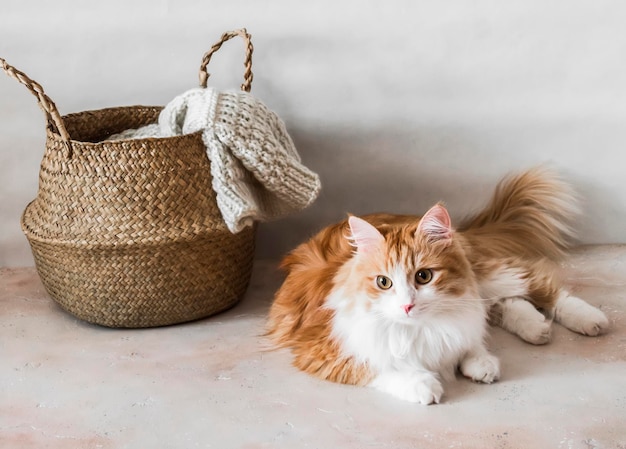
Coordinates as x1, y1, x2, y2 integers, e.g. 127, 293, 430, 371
403, 373, 444, 405
581, 313, 610, 336
519, 319, 552, 345
460, 353, 500, 384
575, 308, 609, 336
371, 371, 443, 405
555, 294, 610, 337
497, 297, 552, 345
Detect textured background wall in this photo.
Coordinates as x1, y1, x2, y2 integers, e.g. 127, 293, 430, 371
1, 0, 625, 266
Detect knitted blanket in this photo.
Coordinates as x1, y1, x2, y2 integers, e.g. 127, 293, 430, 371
109, 87, 321, 233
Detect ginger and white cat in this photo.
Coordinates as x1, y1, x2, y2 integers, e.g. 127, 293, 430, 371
266, 168, 609, 404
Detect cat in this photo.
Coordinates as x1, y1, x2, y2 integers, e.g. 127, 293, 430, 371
266, 167, 609, 404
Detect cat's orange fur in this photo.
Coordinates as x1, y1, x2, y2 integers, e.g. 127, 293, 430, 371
457, 168, 576, 315
266, 168, 609, 401
268, 212, 485, 385
267, 217, 374, 385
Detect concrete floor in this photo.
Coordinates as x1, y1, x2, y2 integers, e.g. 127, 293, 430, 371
1, 245, 625, 449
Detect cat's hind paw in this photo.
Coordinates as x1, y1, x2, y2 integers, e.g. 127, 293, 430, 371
496, 297, 552, 345
580, 312, 610, 336
460, 352, 500, 384
555, 293, 610, 337
519, 319, 552, 345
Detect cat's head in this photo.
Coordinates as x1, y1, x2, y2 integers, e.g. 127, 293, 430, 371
341, 204, 478, 323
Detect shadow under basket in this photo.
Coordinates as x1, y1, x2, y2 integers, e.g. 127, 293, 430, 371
21, 106, 256, 328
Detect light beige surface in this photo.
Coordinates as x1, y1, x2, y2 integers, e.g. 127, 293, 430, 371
1, 245, 625, 448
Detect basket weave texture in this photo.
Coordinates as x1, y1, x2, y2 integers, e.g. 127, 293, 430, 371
2, 29, 258, 328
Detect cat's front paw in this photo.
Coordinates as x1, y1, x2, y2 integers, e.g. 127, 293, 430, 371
460, 353, 500, 384
404, 373, 444, 405
371, 370, 443, 405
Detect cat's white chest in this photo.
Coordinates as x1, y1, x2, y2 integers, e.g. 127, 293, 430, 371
328, 295, 486, 375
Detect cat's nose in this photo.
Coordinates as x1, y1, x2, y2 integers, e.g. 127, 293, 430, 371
403, 304, 415, 315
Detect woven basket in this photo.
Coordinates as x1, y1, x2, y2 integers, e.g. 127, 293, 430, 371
1, 29, 258, 328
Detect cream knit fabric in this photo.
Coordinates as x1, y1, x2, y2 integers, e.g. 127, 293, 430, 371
109, 87, 321, 233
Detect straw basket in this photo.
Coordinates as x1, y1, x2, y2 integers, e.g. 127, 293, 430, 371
1, 29, 258, 328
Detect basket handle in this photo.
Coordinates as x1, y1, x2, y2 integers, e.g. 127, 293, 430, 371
198, 28, 254, 92
1, 58, 73, 158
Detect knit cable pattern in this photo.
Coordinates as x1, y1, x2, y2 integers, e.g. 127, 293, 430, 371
109, 87, 321, 233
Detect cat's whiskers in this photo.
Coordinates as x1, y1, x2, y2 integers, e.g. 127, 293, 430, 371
415, 297, 490, 315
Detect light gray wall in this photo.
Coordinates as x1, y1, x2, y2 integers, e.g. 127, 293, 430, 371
2, 0, 625, 266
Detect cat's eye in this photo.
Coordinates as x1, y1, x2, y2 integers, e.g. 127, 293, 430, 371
415, 269, 433, 285
376, 275, 393, 290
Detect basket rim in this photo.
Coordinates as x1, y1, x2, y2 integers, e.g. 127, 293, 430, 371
47, 105, 205, 147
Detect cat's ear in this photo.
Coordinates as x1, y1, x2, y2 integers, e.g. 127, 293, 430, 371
417, 203, 452, 244
348, 216, 384, 253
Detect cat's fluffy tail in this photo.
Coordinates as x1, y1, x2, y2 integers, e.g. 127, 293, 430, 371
459, 167, 580, 260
